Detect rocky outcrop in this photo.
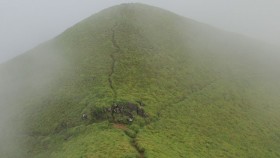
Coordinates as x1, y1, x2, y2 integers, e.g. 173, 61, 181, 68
88, 101, 147, 124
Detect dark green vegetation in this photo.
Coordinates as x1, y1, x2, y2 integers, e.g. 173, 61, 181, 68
1, 3, 280, 158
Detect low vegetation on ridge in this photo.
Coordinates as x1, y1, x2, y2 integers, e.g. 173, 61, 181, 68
0, 3, 280, 158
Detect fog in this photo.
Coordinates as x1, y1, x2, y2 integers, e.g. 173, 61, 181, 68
0, 1, 280, 157
0, 41, 69, 156
1, 0, 280, 63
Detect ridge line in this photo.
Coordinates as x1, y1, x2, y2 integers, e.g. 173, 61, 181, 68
109, 25, 119, 101
109, 24, 145, 158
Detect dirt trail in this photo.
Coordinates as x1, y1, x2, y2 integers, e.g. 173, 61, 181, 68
109, 25, 145, 157
109, 26, 119, 100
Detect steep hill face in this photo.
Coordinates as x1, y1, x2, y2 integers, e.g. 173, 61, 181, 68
1, 3, 280, 158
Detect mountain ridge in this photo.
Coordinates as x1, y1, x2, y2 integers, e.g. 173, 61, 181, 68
0, 3, 280, 158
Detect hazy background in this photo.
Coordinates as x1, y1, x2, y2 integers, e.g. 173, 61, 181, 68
0, 0, 280, 63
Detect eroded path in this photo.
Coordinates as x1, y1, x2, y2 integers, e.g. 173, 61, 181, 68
109, 25, 145, 157
109, 25, 119, 101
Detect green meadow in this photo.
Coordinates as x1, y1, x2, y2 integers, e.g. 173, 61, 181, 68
0, 3, 280, 158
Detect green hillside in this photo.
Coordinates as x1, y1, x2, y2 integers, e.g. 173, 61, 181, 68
1, 3, 280, 158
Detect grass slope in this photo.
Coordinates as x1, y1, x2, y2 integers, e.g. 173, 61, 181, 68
1, 3, 280, 158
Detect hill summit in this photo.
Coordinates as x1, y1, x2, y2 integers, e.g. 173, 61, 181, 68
1, 3, 280, 158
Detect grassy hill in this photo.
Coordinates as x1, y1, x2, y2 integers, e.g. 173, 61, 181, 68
1, 3, 280, 158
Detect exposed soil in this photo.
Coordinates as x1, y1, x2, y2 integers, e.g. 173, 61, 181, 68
108, 25, 145, 158
113, 124, 127, 130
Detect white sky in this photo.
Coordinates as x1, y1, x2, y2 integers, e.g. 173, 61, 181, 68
0, 0, 280, 63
